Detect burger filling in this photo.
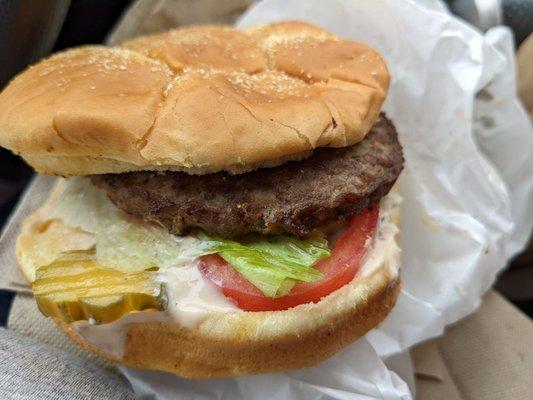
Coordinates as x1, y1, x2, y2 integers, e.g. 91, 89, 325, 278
31, 114, 403, 321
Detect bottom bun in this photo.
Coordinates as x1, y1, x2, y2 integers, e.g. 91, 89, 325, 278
17, 183, 401, 378
55, 275, 400, 378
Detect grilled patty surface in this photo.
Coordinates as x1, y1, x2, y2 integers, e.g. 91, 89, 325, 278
91, 114, 404, 238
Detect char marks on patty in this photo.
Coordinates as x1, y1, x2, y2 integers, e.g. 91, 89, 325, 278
91, 114, 403, 238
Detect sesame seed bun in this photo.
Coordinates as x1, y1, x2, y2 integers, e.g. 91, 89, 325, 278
0, 22, 389, 176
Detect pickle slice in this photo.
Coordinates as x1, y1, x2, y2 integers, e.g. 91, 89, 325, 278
32, 250, 167, 324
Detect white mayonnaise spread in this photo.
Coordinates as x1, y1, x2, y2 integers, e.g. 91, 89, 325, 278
161, 261, 240, 327
76, 310, 166, 359
73, 191, 401, 359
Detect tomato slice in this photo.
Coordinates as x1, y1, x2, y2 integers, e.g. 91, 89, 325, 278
199, 207, 379, 311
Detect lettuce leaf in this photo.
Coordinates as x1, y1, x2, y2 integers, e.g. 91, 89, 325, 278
46, 177, 211, 272
201, 234, 329, 297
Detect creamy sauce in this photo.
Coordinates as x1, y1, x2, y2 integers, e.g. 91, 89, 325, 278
74, 192, 401, 360
76, 311, 166, 359
359, 191, 401, 278
162, 261, 240, 327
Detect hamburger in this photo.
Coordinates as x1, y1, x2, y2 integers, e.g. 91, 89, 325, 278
0, 22, 403, 378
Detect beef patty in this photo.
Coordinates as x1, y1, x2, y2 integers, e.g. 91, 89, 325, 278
91, 114, 404, 238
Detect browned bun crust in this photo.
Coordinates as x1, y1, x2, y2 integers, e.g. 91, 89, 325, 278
0, 22, 389, 176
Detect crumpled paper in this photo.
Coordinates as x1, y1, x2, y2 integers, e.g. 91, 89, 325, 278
118, 0, 533, 398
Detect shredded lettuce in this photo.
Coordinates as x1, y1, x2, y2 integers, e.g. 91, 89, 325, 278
47, 178, 330, 297
201, 234, 329, 297
46, 177, 211, 271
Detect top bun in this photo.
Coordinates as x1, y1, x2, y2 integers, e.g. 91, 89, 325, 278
0, 22, 389, 176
